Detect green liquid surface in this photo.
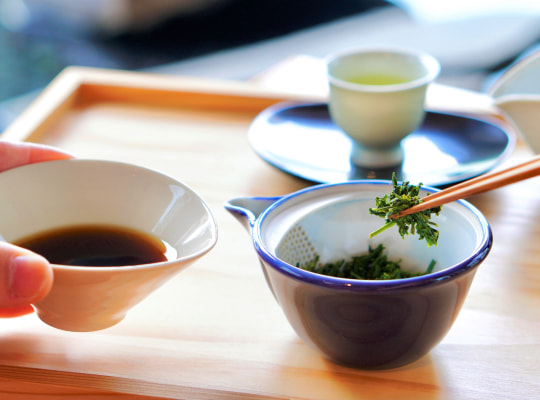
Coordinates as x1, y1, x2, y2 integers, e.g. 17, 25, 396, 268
347, 73, 410, 85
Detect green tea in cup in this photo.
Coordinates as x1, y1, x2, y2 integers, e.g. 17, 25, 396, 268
326, 46, 440, 167
346, 73, 410, 86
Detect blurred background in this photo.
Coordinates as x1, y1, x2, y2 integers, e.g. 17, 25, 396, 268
0, 0, 539, 131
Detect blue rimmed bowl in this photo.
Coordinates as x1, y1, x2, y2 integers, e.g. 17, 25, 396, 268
225, 180, 492, 369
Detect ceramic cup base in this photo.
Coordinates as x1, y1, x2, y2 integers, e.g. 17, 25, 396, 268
350, 142, 404, 167
35, 309, 125, 332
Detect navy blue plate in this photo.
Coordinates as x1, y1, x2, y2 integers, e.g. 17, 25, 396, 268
248, 102, 515, 187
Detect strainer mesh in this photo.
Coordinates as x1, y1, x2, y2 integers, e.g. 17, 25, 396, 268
276, 223, 318, 267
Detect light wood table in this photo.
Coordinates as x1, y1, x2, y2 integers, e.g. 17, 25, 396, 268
0, 66, 538, 400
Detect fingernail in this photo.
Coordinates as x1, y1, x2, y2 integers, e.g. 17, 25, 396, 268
9, 254, 49, 300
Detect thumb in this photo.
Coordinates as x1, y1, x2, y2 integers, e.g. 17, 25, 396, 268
0, 241, 53, 317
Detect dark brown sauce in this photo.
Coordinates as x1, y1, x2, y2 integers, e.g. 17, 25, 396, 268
15, 225, 169, 267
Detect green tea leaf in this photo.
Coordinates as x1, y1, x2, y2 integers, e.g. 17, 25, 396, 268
369, 173, 442, 247
298, 244, 435, 280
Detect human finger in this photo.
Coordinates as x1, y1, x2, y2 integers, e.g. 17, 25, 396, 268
0, 140, 73, 173
0, 241, 53, 317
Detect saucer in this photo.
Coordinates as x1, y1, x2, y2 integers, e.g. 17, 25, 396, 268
248, 102, 515, 186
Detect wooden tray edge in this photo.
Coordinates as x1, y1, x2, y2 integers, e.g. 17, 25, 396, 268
1, 66, 325, 143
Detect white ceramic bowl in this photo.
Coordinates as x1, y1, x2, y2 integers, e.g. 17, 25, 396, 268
0, 159, 217, 331
489, 49, 540, 153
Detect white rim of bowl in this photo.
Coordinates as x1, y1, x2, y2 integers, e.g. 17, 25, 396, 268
326, 46, 441, 93
253, 179, 492, 292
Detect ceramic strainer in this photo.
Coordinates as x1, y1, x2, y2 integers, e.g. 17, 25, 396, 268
261, 184, 478, 276
225, 180, 492, 369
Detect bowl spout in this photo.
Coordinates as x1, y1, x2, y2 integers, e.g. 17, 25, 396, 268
225, 196, 280, 232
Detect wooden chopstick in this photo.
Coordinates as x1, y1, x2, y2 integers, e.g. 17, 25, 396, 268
394, 154, 540, 218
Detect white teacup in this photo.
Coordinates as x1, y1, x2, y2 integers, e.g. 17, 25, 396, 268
327, 47, 440, 167
489, 48, 540, 154
0, 159, 217, 331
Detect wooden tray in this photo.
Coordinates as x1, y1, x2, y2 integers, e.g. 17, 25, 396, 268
0, 66, 538, 400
